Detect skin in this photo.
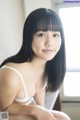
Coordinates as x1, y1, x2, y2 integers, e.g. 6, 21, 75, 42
32, 31, 61, 62
0, 31, 70, 120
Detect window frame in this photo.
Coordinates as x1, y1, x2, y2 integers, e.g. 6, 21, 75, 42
54, 2, 80, 101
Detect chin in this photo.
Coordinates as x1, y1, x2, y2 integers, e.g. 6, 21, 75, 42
46, 55, 56, 61
43, 57, 54, 62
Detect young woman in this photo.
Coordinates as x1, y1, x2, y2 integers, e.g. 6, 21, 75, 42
0, 8, 70, 120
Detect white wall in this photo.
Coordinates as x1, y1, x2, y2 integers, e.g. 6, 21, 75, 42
0, 0, 24, 64
0, 0, 55, 64
23, 0, 52, 17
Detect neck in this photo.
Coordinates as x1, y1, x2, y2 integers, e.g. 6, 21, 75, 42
30, 57, 47, 69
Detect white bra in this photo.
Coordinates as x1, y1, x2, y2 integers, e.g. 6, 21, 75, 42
1, 65, 35, 104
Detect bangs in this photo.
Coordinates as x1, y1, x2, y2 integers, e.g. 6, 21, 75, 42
34, 15, 61, 32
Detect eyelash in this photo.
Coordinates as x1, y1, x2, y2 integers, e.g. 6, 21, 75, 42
53, 34, 60, 37
37, 33, 45, 37
36, 33, 60, 37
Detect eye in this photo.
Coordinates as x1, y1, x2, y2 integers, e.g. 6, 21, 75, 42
53, 33, 60, 37
38, 33, 44, 37
35, 32, 45, 37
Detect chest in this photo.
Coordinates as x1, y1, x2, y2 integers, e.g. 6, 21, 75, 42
24, 77, 36, 97
17, 73, 42, 98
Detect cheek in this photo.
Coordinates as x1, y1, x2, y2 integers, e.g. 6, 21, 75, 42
56, 39, 62, 51
32, 40, 43, 49
58, 38, 61, 47
58, 41, 62, 49
32, 42, 40, 53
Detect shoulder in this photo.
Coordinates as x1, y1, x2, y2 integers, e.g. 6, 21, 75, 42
0, 65, 21, 90
0, 65, 22, 109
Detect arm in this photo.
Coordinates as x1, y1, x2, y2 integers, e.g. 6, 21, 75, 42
0, 69, 20, 110
0, 70, 56, 120
34, 84, 71, 120
0, 69, 34, 116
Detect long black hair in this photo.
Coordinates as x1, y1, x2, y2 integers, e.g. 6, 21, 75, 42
0, 8, 66, 92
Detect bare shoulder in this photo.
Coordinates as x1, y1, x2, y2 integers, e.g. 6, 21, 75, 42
0, 67, 21, 110
0, 66, 21, 87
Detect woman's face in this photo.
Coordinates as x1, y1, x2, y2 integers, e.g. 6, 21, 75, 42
32, 31, 61, 62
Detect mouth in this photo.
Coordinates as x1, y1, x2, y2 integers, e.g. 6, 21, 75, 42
42, 49, 55, 54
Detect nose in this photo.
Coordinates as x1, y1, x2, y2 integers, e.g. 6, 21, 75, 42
45, 35, 53, 47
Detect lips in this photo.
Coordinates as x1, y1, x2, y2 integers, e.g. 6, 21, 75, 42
42, 49, 54, 54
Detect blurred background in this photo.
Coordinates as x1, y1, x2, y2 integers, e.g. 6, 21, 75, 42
0, 0, 80, 120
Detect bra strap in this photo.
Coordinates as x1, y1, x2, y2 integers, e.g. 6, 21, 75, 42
1, 65, 28, 96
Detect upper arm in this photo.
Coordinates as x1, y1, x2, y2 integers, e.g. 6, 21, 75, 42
0, 69, 20, 110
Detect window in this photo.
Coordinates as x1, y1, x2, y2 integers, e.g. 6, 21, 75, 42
56, 5, 80, 101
